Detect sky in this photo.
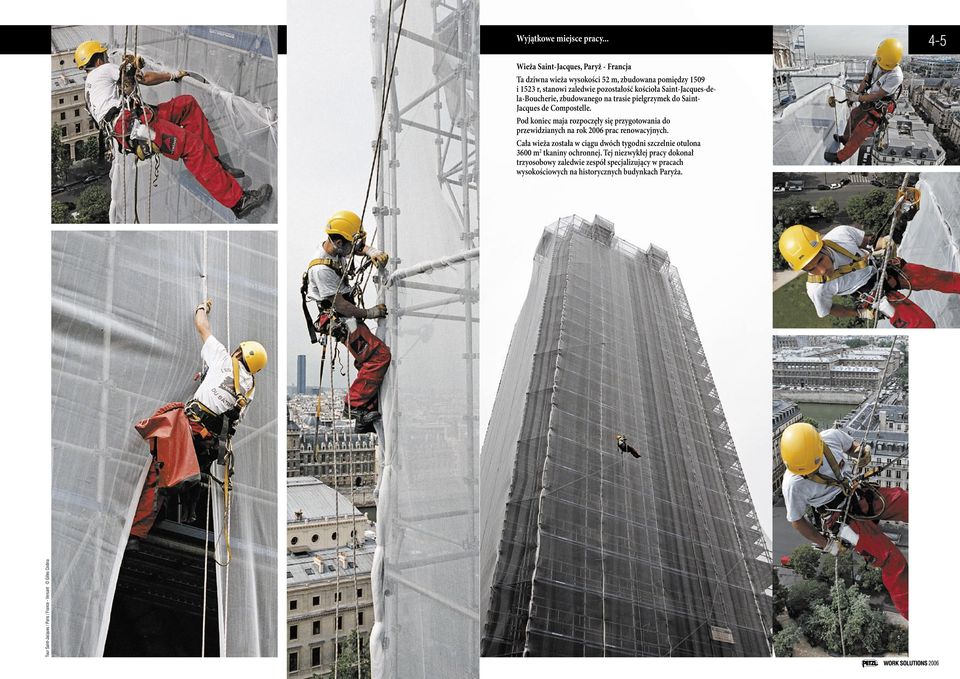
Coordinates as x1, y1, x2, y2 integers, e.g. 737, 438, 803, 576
287, 2, 375, 388
801, 25, 909, 58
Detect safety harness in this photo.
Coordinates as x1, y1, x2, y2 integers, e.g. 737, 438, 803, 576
803, 442, 882, 529
806, 240, 871, 284
300, 251, 372, 345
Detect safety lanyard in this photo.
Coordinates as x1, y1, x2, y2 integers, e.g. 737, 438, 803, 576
807, 240, 869, 284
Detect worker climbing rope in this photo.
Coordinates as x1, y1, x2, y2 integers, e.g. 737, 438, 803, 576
778, 178, 960, 328
74, 39, 272, 220
779, 421, 908, 620
824, 38, 904, 164
616, 434, 640, 459
302, 210, 391, 433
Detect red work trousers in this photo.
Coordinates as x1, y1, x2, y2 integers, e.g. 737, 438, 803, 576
849, 487, 909, 619
344, 322, 391, 410
836, 105, 883, 162
886, 262, 960, 328
115, 95, 242, 208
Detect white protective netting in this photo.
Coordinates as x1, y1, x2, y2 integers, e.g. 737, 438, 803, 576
894, 174, 960, 327
51, 231, 277, 656
790, 63, 844, 99
367, 1, 480, 677
51, 25, 278, 224
772, 77, 852, 166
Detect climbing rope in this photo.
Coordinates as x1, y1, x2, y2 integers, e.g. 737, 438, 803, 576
330, 339, 342, 678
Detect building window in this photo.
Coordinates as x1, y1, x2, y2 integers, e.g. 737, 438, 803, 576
312, 595, 320, 606
358, 611, 364, 625
290, 600, 298, 611
337, 615, 343, 630
88, 120, 95, 130
290, 624, 298, 640
291, 536, 298, 545
336, 591, 342, 602
895, 471, 902, 479
357, 588, 363, 598
312, 534, 319, 542
59, 97, 64, 104
288, 651, 298, 673
331, 531, 337, 540
73, 94, 79, 101
75, 123, 81, 134
74, 108, 80, 117
60, 126, 67, 137
313, 620, 321, 635
60, 111, 66, 121
311, 646, 322, 667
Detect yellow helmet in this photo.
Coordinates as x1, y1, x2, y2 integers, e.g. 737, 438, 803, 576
875, 38, 904, 71
780, 423, 825, 476
779, 224, 823, 271
325, 210, 364, 243
237, 341, 267, 374
74, 40, 108, 70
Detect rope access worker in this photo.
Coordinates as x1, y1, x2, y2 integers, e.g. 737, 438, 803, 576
824, 38, 904, 164
780, 422, 908, 619
616, 434, 640, 459
74, 40, 272, 220
779, 223, 960, 328
186, 298, 267, 477
303, 210, 391, 434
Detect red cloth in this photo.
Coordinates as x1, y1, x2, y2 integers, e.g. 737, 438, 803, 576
850, 487, 909, 619
885, 262, 960, 328
886, 291, 935, 329
130, 402, 202, 538
114, 94, 243, 208
344, 322, 392, 410
836, 105, 883, 162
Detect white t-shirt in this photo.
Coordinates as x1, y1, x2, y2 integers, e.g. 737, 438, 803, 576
782, 428, 855, 522
191, 335, 254, 416
867, 63, 903, 97
805, 225, 875, 318
84, 62, 122, 125
305, 246, 352, 309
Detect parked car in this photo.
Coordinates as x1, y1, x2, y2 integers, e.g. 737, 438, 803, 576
839, 178, 851, 186
829, 182, 842, 189
83, 175, 100, 184
816, 184, 829, 190
870, 179, 884, 186
773, 185, 785, 193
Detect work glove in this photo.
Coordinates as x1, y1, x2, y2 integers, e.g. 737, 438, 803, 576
363, 303, 388, 320
827, 95, 836, 108
874, 235, 898, 259
823, 537, 845, 556
857, 307, 876, 320
367, 248, 389, 268
171, 70, 188, 83
196, 298, 213, 315
122, 53, 145, 70
857, 444, 873, 467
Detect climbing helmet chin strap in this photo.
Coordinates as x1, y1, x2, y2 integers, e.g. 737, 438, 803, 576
231, 356, 255, 412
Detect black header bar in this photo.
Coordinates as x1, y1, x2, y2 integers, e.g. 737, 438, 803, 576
278, 25, 287, 55
0, 25, 51, 54
908, 26, 960, 55
480, 25, 772, 55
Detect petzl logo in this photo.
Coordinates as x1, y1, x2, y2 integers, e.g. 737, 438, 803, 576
862, 659, 878, 667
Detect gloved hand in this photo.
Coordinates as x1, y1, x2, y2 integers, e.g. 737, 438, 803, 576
857, 443, 872, 467
367, 248, 389, 268
857, 307, 876, 320
171, 70, 188, 83
827, 95, 836, 108
363, 303, 388, 319
196, 298, 213, 315
122, 53, 145, 70
823, 537, 845, 556
874, 235, 898, 258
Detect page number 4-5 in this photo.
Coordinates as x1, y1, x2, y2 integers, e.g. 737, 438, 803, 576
929, 34, 947, 48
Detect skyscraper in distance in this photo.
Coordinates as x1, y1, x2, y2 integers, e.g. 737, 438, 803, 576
480, 215, 770, 657
297, 354, 307, 395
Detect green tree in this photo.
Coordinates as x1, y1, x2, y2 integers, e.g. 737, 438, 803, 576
772, 567, 788, 617
818, 550, 858, 587
773, 625, 801, 657
51, 123, 71, 182
786, 578, 830, 619
859, 565, 885, 594
845, 188, 897, 234
75, 136, 100, 162
52, 201, 72, 224
804, 582, 886, 655
845, 338, 869, 348
76, 185, 111, 224
774, 196, 813, 227
791, 543, 820, 579
332, 630, 370, 679
885, 623, 908, 653
814, 197, 840, 221
801, 416, 820, 429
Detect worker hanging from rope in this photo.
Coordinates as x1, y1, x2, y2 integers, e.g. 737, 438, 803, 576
778, 185, 960, 327
74, 40, 272, 220
616, 434, 640, 459
302, 210, 391, 434
824, 38, 904, 164
181, 298, 267, 519
780, 422, 908, 619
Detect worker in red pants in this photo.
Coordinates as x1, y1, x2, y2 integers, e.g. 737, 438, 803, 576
74, 40, 271, 219
825, 38, 904, 164
781, 423, 908, 619
304, 210, 391, 433
779, 224, 960, 328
